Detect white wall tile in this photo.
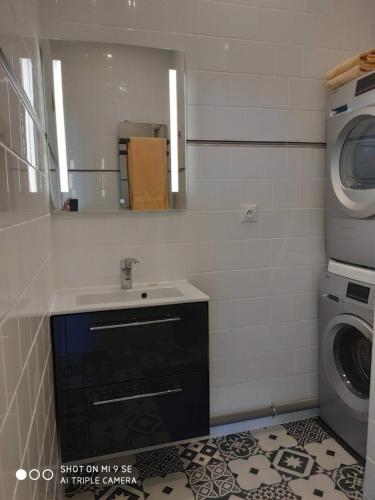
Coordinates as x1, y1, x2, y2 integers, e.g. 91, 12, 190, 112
301, 111, 326, 142
228, 74, 260, 107
259, 76, 289, 108
187, 70, 230, 107
0, 400, 20, 500
342, 18, 370, 51
273, 110, 301, 141
246, 108, 275, 140
7, 88, 22, 157
289, 78, 316, 110
0, 68, 11, 148
291, 12, 343, 49
275, 44, 305, 78
295, 346, 319, 374
258, 8, 290, 43
304, 0, 334, 16
196, 1, 259, 40
302, 46, 337, 79
0, 1, 56, 498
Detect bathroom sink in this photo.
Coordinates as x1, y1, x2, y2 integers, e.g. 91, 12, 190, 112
76, 287, 183, 306
51, 280, 209, 315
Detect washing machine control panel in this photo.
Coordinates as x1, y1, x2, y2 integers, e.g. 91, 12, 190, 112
346, 282, 371, 303
355, 72, 375, 96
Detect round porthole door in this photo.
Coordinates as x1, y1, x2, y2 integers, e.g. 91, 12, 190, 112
330, 109, 375, 218
322, 314, 372, 421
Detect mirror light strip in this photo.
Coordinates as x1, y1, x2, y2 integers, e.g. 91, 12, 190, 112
20, 58, 37, 193
169, 69, 179, 193
52, 60, 69, 193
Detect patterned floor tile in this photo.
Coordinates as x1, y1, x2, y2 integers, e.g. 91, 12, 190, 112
64, 468, 97, 498
329, 464, 365, 500
143, 471, 194, 499
67, 418, 363, 500
65, 485, 95, 498
228, 453, 281, 491
304, 438, 357, 471
289, 473, 348, 500
243, 480, 297, 500
215, 432, 259, 461
177, 438, 223, 470
187, 460, 242, 500
97, 485, 145, 500
252, 425, 297, 452
282, 418, 330, 447
135, 446, 185, 481
66, 493, 95, 500
270, 446, 315, 480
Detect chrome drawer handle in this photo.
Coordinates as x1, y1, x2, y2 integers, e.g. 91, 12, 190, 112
92, 387, 183, 406
89, 317, 181, 332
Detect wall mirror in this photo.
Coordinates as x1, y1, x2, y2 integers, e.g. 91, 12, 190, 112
41, 40, 186, 212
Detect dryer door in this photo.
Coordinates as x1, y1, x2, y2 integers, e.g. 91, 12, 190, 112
322, 313, 372, 421
330, 109, 375, 218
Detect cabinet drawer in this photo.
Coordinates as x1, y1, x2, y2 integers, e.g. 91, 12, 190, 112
51, 302, 208, 391
56, 370, 209, 462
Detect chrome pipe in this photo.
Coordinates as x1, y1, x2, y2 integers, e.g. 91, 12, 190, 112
210, 398, 319, 427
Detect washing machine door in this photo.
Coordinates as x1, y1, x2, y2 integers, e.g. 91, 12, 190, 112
321, 314, 373, 421
330, 108, 375, 218
322, 313, 372, 421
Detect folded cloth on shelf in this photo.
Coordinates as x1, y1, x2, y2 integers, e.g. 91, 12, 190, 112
326, 65, 369, 91
326, 48, 375, 81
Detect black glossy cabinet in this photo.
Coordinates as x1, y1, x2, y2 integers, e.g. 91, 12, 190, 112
51, 302, 209, 462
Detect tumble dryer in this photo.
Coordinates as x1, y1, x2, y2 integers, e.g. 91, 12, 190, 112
326, 71, 375, 268
319, 260, 374, 457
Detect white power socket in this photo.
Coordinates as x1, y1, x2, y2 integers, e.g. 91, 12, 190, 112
241, 204, 257, 222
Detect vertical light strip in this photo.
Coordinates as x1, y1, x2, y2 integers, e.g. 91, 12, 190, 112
20, 58, 37, 193
169, 69, 179, 193
52, 59, 69, 193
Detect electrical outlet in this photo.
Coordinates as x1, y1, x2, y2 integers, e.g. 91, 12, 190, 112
241, 204, 257, 222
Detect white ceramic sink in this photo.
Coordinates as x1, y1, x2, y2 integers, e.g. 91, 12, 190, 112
51, 280, 209, 315
76, 286, 183, 306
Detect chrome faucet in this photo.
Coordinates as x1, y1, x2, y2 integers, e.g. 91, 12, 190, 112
120, 258, 139, 289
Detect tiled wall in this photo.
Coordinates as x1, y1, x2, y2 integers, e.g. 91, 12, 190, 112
0, 1, 60, 499
48, 40, 172, 211
39, 0, 375, 419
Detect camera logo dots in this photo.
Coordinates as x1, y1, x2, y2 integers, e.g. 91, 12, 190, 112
15, 469, 27, 480
16, 468, 54, 481
42, 469, 54, 480
29, 469, 40, 480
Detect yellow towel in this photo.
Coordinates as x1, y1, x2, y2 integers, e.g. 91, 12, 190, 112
128, 137, 169, 210
326, 65, 369, 91
326, 48, 375, 80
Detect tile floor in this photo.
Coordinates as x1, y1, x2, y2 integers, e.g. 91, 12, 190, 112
65, 418, 364, 500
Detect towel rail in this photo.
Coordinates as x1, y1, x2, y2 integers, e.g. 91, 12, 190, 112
118, 135, 169, 209
186, 139, 326, 148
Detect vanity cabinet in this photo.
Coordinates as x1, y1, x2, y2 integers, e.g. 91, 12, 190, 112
51, 302, 209, 462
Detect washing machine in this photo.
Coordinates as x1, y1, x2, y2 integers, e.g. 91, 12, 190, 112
320, 260, 374, 457
326, 70, 375, 268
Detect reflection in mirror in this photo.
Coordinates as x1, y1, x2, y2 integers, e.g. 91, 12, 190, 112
41, 40, 186, 212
